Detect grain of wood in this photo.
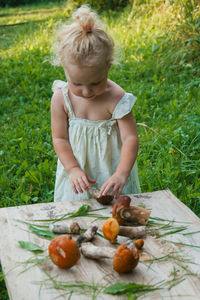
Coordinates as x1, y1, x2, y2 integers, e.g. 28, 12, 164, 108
0, 190, 200, 300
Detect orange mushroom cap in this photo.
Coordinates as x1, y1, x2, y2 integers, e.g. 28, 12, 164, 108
135, 239, 144, 249
102, 217, 120, 244
113, 243, 139, 273
48, 235, 80, 269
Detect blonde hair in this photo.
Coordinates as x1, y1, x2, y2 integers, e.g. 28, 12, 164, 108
53, 5, 114, 67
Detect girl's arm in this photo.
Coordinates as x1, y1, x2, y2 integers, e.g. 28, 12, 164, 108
99, 112, 138, 198
51, 90, 95, 194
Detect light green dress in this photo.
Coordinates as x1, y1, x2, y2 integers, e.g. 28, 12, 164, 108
52, 80, 140, 202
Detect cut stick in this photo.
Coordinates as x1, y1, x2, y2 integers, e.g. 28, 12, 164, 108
119, 225, 146, 239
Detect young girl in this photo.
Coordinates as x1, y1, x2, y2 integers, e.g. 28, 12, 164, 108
51, 5, 140, 202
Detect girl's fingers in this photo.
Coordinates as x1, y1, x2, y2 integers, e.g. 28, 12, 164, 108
81, 176, 91, 190
72, 183, 78, 194
110, 185, 120, 196
78, 177, 91, 191
75, 180, 84, 193
100, 182, 110, 196
102, 183, 113, 196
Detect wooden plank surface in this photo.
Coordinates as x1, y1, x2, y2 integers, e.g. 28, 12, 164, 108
0, 189, 200, 300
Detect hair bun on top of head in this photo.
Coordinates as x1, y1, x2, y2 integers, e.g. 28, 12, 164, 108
72, 5, 96, 33
54, 4, 114, 67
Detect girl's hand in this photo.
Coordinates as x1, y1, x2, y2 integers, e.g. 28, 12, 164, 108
99, 172, 128, 199
68, 167, 96, 194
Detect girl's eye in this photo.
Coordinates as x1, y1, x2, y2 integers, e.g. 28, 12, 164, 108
73, 83, 81, 86
91, 81, 101, 86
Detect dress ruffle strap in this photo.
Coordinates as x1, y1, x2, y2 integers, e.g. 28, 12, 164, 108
112, 93, 137, 120
52, 80, 67, 93
52, 80, 74, 118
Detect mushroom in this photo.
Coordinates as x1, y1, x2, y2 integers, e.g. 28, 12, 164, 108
81, 242, 139, 273
134, 238, 144, 249
113, 243, 139, 273
48, 235, 80, 269
89, 188, 114, 205
102, 217, 120, 244
102, 217, 146, 243
112, 195, 151, 225
76, 225, 98, 247
119, 225, 146, 239
49, 221, 80, 234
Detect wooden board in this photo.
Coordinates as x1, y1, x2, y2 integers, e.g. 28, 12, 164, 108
0, 189, 200, 300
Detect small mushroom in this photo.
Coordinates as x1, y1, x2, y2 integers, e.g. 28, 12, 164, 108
48, 235, 80, 269
112, 195, 151, 225
102, 217, 120, 244
134, 238, 144, 249
76, 225, 98, 247
81, 242, 139, 273
102, 218, 146, 242
113, 243, 139, 273
89, 188, 113, 205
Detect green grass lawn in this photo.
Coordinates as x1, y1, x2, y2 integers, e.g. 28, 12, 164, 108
0, 1, 199, 298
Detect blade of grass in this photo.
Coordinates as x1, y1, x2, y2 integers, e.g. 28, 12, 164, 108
164, 240, 200, 248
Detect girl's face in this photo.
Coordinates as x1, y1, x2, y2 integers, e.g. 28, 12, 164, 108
64, 62, 110, 100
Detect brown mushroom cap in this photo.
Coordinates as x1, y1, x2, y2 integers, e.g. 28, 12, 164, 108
48, 235, 80, 269
113, 243, 139, 273
112, 196, 131, 225
90, 189, 113, 205
102, 217, 120, 244
96, 195, 114, 205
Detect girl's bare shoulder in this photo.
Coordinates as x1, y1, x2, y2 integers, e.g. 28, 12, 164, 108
51, 88, 68, 115
106, 80, 125, 113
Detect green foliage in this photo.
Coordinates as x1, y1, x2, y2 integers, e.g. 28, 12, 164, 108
18, 240, 44, 252
29, 225, 57, 239
0, 266, 9, 300
74, 0, 130, 10
0, 0, 63, 8
104, 281, 163, 297
0, 0, 199, 211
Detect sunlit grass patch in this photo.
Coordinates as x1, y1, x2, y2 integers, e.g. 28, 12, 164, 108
0, 0, 199, 213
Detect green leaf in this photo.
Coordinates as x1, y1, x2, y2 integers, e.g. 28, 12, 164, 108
104, 282, 162, 295
71, 204, 90, 217
18, 240, 43, 252
29, 225, 56, 240
104, 282, 138, 294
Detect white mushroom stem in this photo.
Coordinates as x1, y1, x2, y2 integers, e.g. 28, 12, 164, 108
120, 206, 151, 225
49, 222, 80, 234
119, 225, 146, 239
81, 243, 115, 259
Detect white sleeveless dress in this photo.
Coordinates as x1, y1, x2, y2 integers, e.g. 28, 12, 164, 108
52, 80, 141, 202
